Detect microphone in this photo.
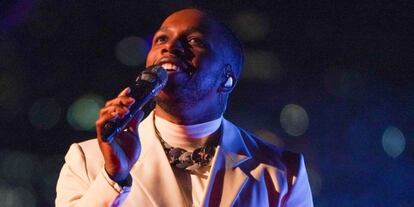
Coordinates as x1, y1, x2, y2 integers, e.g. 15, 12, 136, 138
101, 65, 168, 143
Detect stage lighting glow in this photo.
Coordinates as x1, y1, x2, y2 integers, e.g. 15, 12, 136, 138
231, 11, 270, 41
67, 94, 104, 131
382, 126, 405, 158
29, 98, 61, 130
255, 129, 284, 147
0, 150, 37, 186
115, 36, 149, 66
280, 104, 309, 136
0, 184, 36, 207
37, 155, 62, 205
242, 50, 282, 81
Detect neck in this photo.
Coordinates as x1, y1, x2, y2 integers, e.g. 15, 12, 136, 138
153, 112, 222, 151
154, 104, 222, 125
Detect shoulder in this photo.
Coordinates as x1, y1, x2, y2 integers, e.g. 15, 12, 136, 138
65, 139, 101, 159
78, 138, 101, 154
64, 139, 104, 174
233, 123, 303, 173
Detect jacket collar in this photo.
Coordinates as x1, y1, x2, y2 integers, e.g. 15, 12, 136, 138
201, 118, 253, 207
219, 119, 252, 168
130, 112, 254, 206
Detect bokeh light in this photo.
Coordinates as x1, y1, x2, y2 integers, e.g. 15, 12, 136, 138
255, 129, 284, 147
280, 104, 309, 136
382, 126, 405, 158
307, 168, 322, 197
1, 1, 413, 206
115, 36, 149, 66
29, 98, 61, 130
67, 94, 104, 131
230, 11, 270, 41
242, 50, 283, 82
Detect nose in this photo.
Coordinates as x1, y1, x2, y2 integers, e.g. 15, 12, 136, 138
161, 38, 185, 55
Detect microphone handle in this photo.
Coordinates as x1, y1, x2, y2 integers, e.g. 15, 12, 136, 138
101, 81, 160, 143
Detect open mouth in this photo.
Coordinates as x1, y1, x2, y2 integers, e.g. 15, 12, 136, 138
161, 63, 181, 72
156, 56, 194, 75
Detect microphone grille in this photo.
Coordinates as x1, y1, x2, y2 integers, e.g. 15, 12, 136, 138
138, 65, 168, 86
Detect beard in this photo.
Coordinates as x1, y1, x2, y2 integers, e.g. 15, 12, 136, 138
154, 70, 220, 116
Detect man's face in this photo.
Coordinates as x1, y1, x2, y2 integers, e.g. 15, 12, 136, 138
146, 9, 226, 112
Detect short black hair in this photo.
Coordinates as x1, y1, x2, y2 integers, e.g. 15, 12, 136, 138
196, 7, 244, 78
215, 20, 244, 79
165, 7, 245, 79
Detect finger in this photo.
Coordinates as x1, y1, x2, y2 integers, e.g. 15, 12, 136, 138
118, 87, 131, 97
100, 104, 130, 115
119, 96, 135, 107
96, 109, 127, 142
110, 105, 130, 119
96, 111, 119, 129
99, 107, 130, 122
105, 96, 135, 107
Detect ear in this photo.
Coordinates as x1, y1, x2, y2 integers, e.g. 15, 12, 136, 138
219, 64, 237, 93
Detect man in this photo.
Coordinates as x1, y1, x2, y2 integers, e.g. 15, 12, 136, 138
56, 8, 313, 207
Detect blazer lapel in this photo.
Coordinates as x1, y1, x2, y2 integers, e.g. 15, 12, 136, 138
130, 112, 187, 206
202, 119, 252, 207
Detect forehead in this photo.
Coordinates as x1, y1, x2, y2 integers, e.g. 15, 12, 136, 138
159, 9, 219, 34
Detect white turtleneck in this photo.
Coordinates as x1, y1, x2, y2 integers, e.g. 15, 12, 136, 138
154, 114, 222, 206
154, 114, 222, 151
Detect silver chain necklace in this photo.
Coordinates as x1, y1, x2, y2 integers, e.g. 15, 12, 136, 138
153, 113, 219, 171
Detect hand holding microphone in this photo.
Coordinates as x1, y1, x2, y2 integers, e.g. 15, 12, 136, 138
101, 65, 168, 143
95, 65, 167, 182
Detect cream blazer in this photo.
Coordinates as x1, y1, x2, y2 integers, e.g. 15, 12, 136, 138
56, 112, 313, 207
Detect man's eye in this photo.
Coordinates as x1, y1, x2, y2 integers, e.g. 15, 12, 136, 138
188, 38, 205, 47
154, 35, 168, 44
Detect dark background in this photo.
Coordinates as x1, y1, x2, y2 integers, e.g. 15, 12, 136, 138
0, 0, 413, 206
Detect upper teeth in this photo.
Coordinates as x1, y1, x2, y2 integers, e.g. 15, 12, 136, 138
161, 63, 180, 71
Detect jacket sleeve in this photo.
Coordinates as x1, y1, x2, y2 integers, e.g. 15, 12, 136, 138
55, 143, 130, 207
283, 153, 314, 207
